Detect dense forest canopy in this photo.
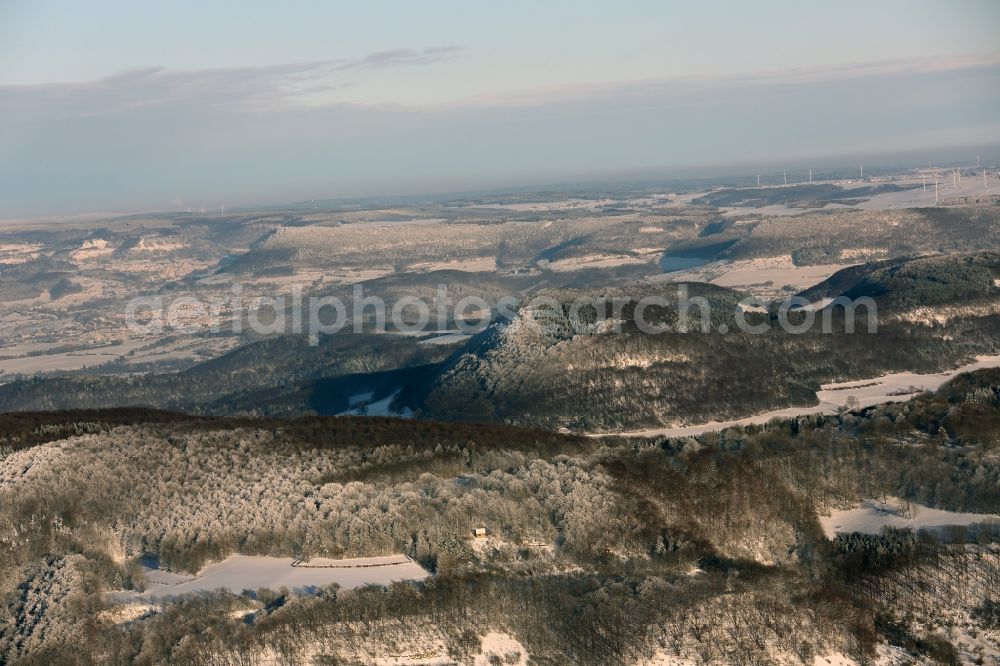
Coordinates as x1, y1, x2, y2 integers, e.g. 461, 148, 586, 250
1, 369, 998, 663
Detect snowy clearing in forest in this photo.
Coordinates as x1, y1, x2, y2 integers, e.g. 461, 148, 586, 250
110, 554, 429, 602
820, 498, 999, 539
709, 256, 854, 291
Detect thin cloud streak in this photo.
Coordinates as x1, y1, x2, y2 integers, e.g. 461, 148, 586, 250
3, 50, 993, 122
0, 46, 465, 119
341, 46, 464, 71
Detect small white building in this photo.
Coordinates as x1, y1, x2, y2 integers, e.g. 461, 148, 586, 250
473, 527, 487, 539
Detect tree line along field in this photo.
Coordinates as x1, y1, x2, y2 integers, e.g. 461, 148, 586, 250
1, 369, 998, 663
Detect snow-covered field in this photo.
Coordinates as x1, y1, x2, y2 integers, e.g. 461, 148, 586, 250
816, 354, 1000, 409
0, 338, 149, 375
820, 498, 1000, 539
480, 198, 609, 212
70, 238, 114, 261
110, 554, 429, 602
340, 217, 448, 228
710, 174, 998, 215
0, 242, 42, 264
594, 354, 1000, 438
543, 253, 651, 271
407, 257, 497, 273
710, 257, 854, 291
655, 255, 854, 298
130, 237, 187, 253
856, 174, 997, 210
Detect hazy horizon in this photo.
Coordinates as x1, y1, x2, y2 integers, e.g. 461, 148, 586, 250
2, 0, 999, 217
2, 140, 996, 223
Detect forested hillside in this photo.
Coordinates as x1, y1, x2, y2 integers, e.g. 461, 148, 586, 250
5, 253, 998, 432
416, 254, 1000, 430
801, 250, 1000, 309
722, 206, 1000, 266
0, 333, 452, 416
1, 370, 998, 663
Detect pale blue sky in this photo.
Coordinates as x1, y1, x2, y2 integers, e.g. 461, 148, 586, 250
1, 1, 999, 215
